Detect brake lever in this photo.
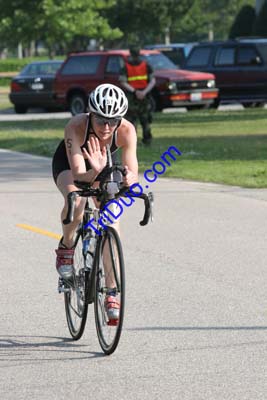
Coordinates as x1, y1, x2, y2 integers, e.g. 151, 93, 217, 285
139, 192, 154, 226
121, 187, 154, 226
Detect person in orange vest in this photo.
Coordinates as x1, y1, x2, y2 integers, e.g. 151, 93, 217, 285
120, 45, 156, 145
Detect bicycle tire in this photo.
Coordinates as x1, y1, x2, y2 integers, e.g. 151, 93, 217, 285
64, 232, 89, 340
94, 226, 125, 355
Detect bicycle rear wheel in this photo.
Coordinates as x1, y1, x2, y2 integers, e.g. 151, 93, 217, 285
64, 233, 88, 340
94, 226, 125, 355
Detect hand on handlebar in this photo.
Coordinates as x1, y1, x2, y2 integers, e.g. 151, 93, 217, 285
123, 165, 138, 187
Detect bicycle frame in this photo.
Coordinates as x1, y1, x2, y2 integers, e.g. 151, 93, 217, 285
79, 199, 119, 306
60, 148, 154, 352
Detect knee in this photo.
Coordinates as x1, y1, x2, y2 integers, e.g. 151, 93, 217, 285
63, 197, 86, 220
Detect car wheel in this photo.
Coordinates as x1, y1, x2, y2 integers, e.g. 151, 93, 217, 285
254, 102, 265, 108
208, 98, 220, 109
149, 93, 163, 112
243, 102, 255, 108
242, 102, 265, 108
69, 94, 86, 115
14, 105, 27, 114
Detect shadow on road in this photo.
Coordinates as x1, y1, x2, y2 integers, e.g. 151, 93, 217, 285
0, 335, 105, 361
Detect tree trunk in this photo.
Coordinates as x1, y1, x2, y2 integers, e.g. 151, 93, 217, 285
18, 43, 23, 59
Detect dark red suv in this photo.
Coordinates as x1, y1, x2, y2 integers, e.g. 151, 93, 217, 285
53, 49, 218, 115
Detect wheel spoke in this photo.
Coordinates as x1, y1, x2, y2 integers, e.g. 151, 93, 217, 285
108, 235, 120, 291
64, 234, 88, 340
94, 227, 125, 355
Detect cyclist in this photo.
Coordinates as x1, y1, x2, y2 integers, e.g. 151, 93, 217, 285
52, 83, 138, 322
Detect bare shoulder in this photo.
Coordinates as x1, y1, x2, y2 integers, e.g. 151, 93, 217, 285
117, 118, 137, 147
65, 114, 88, 137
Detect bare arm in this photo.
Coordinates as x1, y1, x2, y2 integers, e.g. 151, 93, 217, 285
64, 116, 105, 183
140, 76, 156, 96
120, 80, 136, 94
120, 71, 156, 100
117, 119, 138, 186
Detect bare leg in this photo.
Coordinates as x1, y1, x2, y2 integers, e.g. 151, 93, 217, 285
91, 188, 120, 289
102, 220, 120, 289
56, 170, 86, 248
56, 172, 120, 286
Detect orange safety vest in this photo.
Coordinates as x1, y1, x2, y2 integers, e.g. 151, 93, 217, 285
125, 61, 148, 90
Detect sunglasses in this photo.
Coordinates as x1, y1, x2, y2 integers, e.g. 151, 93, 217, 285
94, 114, 121, 127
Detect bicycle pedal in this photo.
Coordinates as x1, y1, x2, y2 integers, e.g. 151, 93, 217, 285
58, 278, 70, 294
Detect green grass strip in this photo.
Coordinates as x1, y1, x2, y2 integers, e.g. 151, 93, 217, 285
0, 108, 267, 188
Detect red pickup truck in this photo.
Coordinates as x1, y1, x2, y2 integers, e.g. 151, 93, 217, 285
54, 49, 219, 115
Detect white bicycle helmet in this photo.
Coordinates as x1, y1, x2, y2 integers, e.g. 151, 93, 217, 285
88, 83, 128, 118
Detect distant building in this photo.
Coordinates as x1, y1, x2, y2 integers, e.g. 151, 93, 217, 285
256, 0, 266, 14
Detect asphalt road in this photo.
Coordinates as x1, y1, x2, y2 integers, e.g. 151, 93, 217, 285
1, 149, 267, 400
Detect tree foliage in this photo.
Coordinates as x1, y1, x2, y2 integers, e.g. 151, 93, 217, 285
253, 1, 267, 37
103, 0, 195, 45
0, 0, 261, 56
0, 0, 39, 46
229, 5, 256, 39
0, 0, 122, 55
174, 0, 255, 41
107, 0, 256, 44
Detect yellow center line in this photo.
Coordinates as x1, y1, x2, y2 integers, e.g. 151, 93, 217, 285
16, 224, 61, 240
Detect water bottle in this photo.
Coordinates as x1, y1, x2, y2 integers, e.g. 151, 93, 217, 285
83, 239, 89, 255
83, 235, 96, 271
85, 251, 94, 271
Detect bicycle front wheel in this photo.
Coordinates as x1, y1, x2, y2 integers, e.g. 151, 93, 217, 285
64, 233, 88, 340
94, 226, 125, 355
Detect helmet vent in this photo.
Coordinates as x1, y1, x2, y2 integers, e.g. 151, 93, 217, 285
88, 83, 128, 118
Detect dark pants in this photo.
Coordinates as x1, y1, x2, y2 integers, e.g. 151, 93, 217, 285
126, 93, 152, 143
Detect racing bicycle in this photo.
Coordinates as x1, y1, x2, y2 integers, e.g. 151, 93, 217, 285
58, 162, 153, 355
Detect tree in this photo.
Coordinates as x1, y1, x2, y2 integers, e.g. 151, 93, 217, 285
0, 0, 123, 56
0, 0, 39, 49
107, 0, 256, 44
106, 0, 194, 46
229, 5, 255, 38
174, 0, 255, 41
253, 1, 267, 37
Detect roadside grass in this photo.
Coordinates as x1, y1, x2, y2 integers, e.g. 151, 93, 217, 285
0, 108, 267, 187
0, 119, 65, 157
0, 91, 12, 110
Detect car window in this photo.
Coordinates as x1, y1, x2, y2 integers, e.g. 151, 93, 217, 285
161, 49, 185, 67
20, 62, 62, 76
105, 56, 124, 74
21, 63, 40, 76
39, 63, 62, 75
256, 43, 267, 63
237, 46, 262, 65
186, 47, 211, 67
61, 55, 101, 75
141, 53, 177, 70
214, 47, 235, 66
